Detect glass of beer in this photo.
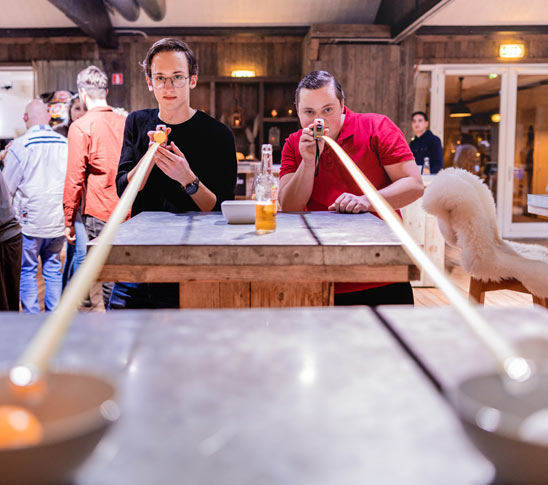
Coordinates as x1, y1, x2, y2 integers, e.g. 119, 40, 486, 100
255, 200, 277, 234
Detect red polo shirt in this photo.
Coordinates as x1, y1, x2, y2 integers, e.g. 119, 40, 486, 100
280, 107, 414, 293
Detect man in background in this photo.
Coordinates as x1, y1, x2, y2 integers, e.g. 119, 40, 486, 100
3, 100, 67, 313
0, 168, 22, 311
410, 111, 443, 174
63, 65, 126, 307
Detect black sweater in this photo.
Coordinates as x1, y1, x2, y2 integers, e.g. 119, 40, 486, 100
116, 109, 237, 216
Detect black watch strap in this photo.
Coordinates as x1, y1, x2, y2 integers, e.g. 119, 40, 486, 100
184, 176, 200, 195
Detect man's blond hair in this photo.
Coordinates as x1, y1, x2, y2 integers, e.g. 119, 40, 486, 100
77, 65, 108, 100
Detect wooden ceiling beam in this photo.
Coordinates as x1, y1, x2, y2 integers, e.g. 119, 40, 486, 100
48, 0, 118, 49
376, 0, 454, 42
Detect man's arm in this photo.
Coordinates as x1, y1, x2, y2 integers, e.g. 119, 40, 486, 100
328, 160, 424, 213
278, 124, 326, 211
278, 163, 316, 212
205, 125, 237, 211
2, 146, 23, 200
153, 142, 217, 212
63, 124, 88, 231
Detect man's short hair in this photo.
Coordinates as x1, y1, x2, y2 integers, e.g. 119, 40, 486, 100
295, 71, 344, 107
412, 111, 428, 121
141, 38, 198, 78
77, 65, 108, 100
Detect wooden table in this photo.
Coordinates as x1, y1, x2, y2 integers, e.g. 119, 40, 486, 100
377, 305, 548, 391
527, 193, 548, 218
95, 211, 418, 308
0, 307, 495, 484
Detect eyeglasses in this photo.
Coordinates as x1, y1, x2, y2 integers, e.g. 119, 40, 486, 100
151, 74, 191, 89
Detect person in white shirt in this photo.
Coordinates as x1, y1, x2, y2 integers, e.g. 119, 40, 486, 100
3, 99, 68, 313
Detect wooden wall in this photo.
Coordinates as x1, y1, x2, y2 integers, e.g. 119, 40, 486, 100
0, 30, 415, 136
4, 30, 547, 139
0, 34, 303, 113
303, 37, 416, 137
415, 33, 548, 64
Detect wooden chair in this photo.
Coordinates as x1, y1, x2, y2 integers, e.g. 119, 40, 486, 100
422, 168, 548, 308
469, 277, 548, 308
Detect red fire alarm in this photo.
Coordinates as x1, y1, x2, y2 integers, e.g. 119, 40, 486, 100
112, 73, 124, 85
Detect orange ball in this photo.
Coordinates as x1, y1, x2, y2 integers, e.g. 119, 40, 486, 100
153, 130, 167, 144
0, 405, 44, 448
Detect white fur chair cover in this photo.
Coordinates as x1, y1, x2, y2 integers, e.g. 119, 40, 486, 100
422, 168, 548, 298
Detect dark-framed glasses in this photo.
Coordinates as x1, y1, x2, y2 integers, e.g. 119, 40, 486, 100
151, 74, 190, 89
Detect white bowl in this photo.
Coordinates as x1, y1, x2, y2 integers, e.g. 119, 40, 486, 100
221, 200, 256, 224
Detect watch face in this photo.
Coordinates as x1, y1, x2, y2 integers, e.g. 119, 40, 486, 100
185, 178, 199, 195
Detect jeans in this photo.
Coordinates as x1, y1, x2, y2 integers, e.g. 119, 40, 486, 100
108, 282, 179, 310
83, 215, 113, 308
62, 214, 88, 288
20, 234, 65, 313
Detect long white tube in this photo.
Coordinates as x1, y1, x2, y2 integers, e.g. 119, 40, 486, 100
10, 143, 161, 386
322, 135, 532, 383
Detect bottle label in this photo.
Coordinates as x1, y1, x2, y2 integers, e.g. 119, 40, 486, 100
270, 186, 278, 202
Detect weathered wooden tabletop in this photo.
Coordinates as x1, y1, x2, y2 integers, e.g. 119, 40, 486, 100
527, 193, 548, 218
377, 305, 548, 391
0, 307, 493, 484
95, 211, 418, 308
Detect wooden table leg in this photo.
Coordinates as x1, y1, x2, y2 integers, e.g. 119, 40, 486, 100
179, 282, 251, 308
178, 281, 336, 308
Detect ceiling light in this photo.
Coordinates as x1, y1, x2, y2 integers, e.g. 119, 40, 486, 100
231, 70, 256, 78
449, 77, 472, 118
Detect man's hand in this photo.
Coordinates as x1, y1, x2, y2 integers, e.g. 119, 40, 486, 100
299, 124, 329, 166
328, 193, 371, 213
147, 127, 172, 146
0, 140, 13, 165
154, 142, 195, 186
65, 226, 76, 245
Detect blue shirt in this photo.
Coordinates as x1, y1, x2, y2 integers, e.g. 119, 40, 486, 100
410, 129, 443, 174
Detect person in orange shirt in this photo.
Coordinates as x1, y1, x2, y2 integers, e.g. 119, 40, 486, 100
63, 65, 126, 306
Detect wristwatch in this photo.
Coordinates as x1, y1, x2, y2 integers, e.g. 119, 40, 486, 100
184, 176, 200, 195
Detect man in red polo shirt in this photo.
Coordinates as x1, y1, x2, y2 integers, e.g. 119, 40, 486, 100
63, 65, 126, 307
279, 70, 424, 306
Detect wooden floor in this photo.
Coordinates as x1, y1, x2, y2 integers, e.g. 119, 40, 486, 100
31, 240, 545, 312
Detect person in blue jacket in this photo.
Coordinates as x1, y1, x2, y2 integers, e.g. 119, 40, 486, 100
410, 111, 443, 174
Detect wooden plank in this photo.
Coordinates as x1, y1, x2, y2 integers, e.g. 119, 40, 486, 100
0, 308, 493, 484
179, 282, 250, 308
309, 38, 320, 61
378, 305, 548, 391
527, 194, 548, 217
98, 264, 415, 283
309, 24, 391, 39
250, 282, 327, 307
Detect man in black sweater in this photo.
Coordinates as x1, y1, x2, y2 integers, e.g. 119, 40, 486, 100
410, 111, 444, 174
109, 38, 237, 309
